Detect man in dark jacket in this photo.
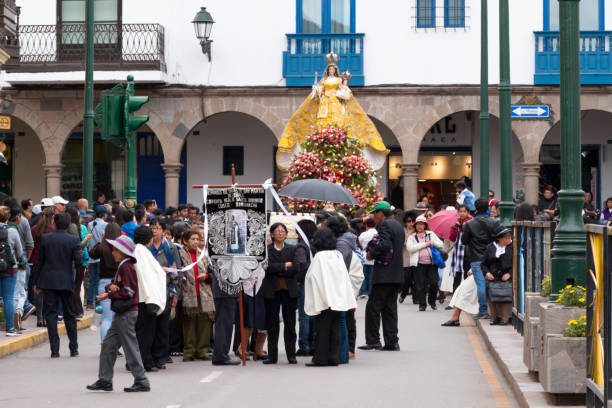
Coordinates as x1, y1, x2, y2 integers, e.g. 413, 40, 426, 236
461, 198, 501, 318
359, 201, 404, 351
33, 213, 82, 358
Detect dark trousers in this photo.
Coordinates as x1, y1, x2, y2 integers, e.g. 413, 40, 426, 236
414, 263, 439, 307
169, 300, 184, 353
346, 310, 356, 353
151, 301, 171, 365
452, 269, 469, 292
264, 290, 297, 362
183, 311, 213, 359
400, 266, 416, 299
212, 297, 236, 363
42, 289, 78, 353
364, 283, 400, 347
313, 309, 341, 365
72, 268, 84, 316
135, 303, 157, 369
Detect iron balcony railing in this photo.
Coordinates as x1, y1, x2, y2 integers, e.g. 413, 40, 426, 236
5, 23, 166, 73
586, 225, 612, 408
511, 221, 556, 335
283, 33, 365, 87
534, 31, 612, 85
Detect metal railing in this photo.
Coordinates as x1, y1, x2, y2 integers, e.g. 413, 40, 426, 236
586, 225, 612, 408
511, 221, 556, 335
6, 23, 165, 72
534, 31, 612, 85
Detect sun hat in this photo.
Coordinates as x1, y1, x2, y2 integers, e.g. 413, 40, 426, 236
51, 195, 69, 205
414, 202, 428, 213
414, 215, 428, 227
106, 235, 135, 257
370, 200, 391, 214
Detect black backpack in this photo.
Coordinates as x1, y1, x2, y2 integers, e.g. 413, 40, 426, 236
0, 225, 15, 273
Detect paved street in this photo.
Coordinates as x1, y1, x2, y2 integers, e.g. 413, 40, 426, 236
0, 298, 518, 408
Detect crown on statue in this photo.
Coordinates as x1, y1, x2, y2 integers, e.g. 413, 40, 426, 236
326, 50, 339, 65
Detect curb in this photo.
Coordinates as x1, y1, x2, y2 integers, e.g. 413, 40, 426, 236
0, 313, 93, 359
474, 317, 531, 408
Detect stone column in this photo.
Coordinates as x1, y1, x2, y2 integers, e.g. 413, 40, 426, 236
43, 164, 64, 198
401, 163, 420, 210
162, 163, 183, 208
522, 162, 541, 205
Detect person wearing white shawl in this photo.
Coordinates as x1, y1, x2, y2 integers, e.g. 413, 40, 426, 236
132, 226, 167, 372
304, 227, 364, 367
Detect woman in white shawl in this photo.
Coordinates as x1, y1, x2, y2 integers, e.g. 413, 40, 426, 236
304, 227, 363, 367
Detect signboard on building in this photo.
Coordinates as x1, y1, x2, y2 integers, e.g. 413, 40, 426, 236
0, 115, 11, 130
511, 105, 550, 119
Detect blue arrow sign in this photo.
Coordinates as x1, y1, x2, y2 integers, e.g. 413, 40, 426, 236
511, 105, 549, 118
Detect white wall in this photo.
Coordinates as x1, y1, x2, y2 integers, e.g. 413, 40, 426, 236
7, 0, 544, 86
185, 112, 277, 205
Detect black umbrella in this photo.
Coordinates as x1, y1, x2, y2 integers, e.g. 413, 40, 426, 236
278, 179, 359, 206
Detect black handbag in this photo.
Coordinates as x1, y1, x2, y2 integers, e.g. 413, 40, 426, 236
487, 280, 513, 303
111, 298, 133, 313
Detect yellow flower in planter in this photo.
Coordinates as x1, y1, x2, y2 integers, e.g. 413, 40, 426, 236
568, 320, 577, 325
566, 285, 572, 289
569, 290, 575, 294
579, 315, 586, 320
555, 298, 561, 303
579, 298, 585, 303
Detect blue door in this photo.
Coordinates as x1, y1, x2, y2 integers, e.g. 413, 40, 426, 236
137, 133, 186, 209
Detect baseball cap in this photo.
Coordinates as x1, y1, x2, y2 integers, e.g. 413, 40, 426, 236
40, 198, 54, 207
52, 195, 69, 205
370, 201, 391, 214
32, 204, 42, 215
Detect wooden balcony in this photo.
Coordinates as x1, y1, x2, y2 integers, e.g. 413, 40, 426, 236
5, 22, 166, 73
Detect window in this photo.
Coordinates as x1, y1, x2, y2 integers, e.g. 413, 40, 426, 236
297, 0, 355, 54
58, 0, 121, 45
223, 146, 244, 176
417, 0, 435, 28
445, 0, 465, 28
544, 0, 604, 31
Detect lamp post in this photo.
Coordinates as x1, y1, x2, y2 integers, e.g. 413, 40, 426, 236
82, 0, 94, 205
498, 0, 514, 226
550, 0, 586, 297
192, 7, 215, 61
479, 0, 489, 198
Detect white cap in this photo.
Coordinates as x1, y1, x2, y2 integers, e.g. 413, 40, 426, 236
32, 204, 42, 215
40, 198, 54, 207
51, 195, 69, 205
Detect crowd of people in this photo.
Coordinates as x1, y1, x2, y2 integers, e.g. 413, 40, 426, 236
0, 180, 606, 392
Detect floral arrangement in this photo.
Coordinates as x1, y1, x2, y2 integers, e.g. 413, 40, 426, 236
282, 126, 384, 212
540, 277, 551, 297
555, 284, 587, 307
564, 315, 587, 337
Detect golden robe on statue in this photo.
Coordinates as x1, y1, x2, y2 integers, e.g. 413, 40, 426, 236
277, 51, 388, 171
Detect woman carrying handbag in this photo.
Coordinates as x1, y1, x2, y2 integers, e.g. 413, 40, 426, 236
482, 227, 514, 325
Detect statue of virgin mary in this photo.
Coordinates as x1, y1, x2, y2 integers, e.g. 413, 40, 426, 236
276, 51, 388, 171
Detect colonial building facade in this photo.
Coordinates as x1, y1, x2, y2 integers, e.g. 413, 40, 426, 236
1, 0, 611, 210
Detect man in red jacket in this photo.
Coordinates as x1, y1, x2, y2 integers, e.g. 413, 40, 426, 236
87, 235, 150, 393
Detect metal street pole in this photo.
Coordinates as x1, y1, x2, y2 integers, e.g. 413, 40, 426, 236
498, 0, 514, 226
82, 0, 94, 204
551, 0, 586, 296
479, 0, 489, 197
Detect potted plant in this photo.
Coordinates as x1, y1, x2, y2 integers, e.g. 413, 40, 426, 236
539, 286, 587, 394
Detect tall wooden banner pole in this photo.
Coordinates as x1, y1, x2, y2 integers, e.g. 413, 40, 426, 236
231, 163, 247, 366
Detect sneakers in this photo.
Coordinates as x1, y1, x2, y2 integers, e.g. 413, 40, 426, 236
22, 305, 36, 321
398, 295, 406, 304
14, 312, 22, 331
6, 328, 21, 337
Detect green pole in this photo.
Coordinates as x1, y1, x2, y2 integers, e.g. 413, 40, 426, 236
550, 0, 586, 297
82, 0, 94, 205
479, 0, 489, 197
498, 0, 514, 226
124, 75, 137, 209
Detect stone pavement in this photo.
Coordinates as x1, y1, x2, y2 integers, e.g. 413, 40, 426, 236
0, 298, 522, 408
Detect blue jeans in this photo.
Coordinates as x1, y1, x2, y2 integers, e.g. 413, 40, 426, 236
98, 278, 114, 343
0, 272, 17, 330
339, 312, 349, 363
13, 269, 27, 314
297, 284, 312, 351
360, 265, 373, 296
87, 263, 100, 306
471, 261, 488, 314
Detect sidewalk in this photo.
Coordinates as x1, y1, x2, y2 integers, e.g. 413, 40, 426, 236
474, 316, 585, 407
0, 313, 93, 358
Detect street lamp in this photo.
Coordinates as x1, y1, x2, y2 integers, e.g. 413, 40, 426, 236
192, 7, 215, 61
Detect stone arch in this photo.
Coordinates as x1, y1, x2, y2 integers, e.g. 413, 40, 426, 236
52, 107, 84, 165
5, 101, 53, 164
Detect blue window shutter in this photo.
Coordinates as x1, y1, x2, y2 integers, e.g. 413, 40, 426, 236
599, 0, 605, 31
543, 0, 550, 31
444, 0, 465, 28
417, 0, 436, 28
